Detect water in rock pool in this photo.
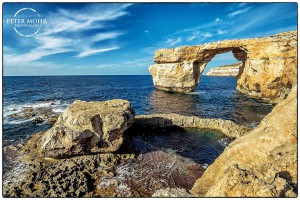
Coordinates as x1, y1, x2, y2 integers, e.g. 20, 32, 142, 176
120, 126, 234, 166
3, 75, 273, 147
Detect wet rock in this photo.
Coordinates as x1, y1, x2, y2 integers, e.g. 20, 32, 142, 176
7, 106, 59, 124
33, 117, 44, 124
39, 99, 135, 158
93, 150, 204, 197
3, 132, 135, 197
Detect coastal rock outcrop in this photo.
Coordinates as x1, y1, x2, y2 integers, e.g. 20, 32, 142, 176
206, 62, 241, 76
39, 99, 135, 158
190, 84, 297, 197
133, 113, 249, 138
149, 30, 297, 104
8, 106, 59, 124
3, 131, 203, 197
3, 132, 135, 197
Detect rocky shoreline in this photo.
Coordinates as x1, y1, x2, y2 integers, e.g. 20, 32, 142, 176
3, 99, 249, 197
3, 30, 297, 197
3, 83, 297, 197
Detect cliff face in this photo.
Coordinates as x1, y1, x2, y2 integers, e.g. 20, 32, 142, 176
190, 83, 297, 197
149, 30, 297, 104
206, 62, 241, 77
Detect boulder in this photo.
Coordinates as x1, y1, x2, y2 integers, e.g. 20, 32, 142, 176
38, 99, 135, 158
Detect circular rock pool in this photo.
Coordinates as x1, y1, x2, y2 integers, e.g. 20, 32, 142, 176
120, 126, 234, 166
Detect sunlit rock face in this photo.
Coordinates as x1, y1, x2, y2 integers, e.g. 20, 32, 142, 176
39, 99, 135, 158
190, 84, 297, 197
206, 62, 242, 77
149, 30, 297, 104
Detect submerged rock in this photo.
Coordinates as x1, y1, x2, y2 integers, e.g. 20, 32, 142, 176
94, 150, 204, 197
191, 84, 297, 197
39, 99, 135, 158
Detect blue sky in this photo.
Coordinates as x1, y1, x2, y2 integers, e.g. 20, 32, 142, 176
3, 3, 297, 76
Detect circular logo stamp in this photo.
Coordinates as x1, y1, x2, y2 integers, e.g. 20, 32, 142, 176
6, 8, 47, 37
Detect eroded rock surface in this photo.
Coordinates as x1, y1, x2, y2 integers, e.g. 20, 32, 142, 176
3, 132, 203, 197
3, 132, 135, 197
133, 113, 249, 138
149, 30, 297, 104
39, 99, 135, 158
206, 62, 241, 77
190, 84, 297, 197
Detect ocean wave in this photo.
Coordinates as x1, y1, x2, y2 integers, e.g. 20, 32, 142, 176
188, 91, 205, 95
3, 100, 69, 125
4, 118, 35, 125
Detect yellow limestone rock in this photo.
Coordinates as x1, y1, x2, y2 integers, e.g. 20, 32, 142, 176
39, 99, 135, 158
149, 30, 297, 104
190, 84, 297, 197
206, 62, 242, 76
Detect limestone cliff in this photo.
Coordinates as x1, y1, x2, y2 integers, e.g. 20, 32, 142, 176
190, 83, 297, 197
149, 30, 297, 104
206, 62, 241, 77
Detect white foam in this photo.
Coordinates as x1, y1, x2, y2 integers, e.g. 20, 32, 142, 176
218, 138, 230, 147
3, 100, 69, 125
201, 163, 209, 169
188, 91, 205, 95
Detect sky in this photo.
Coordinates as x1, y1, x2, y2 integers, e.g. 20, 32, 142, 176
3, 3, 297, 76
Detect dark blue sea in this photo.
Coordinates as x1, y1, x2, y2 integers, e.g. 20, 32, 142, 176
3, 75, 273, 147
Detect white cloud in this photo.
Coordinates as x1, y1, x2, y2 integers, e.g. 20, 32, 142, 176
76, 46, 120, 58
141, 46, 157, 55
217, 29, 226, 35
215, 18, 221, 22
165, 37, 182, 46
95, 63, 121, 69
91, 32, 124, 43
123, 57, 153, 67
4, 4, 131, 74
202, 33, 212, 37
227, 7, 252, 18
187, 35, 197, 41
230, 4, 295, 35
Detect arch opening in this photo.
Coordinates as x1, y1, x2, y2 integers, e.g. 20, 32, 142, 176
193, 47, 247, 90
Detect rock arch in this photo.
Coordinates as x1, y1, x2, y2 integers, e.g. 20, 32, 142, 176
149, 30, 297, 104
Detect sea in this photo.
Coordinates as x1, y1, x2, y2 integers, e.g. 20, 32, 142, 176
3, 75, 274, 152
